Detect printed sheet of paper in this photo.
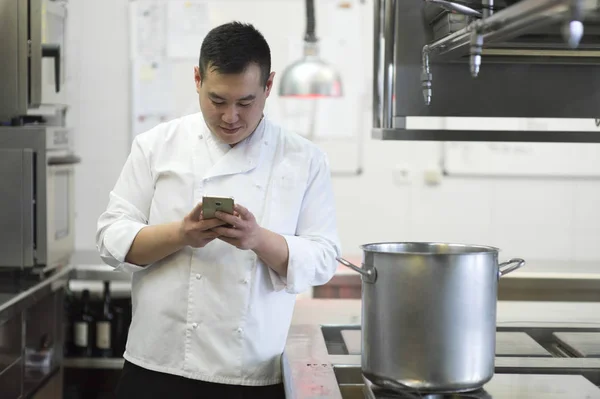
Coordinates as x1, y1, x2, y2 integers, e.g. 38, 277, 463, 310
167, 1, 211, 59
129, 1, 167, 59
131, 60, 175, 137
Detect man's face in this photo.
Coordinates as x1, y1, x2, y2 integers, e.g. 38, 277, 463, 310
195, 63, 274, 146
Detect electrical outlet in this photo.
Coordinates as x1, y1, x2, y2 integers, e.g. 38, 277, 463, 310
424, 168, 442, 186
393, 164, 412, 186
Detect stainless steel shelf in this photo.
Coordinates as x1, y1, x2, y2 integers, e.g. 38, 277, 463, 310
372, 128, 600, 143
63, 357, 124, 370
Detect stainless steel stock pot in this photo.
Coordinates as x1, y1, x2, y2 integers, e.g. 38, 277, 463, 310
337, 242, 525, 393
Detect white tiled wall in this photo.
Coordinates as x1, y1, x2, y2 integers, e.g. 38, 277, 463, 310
332, 135, 600, 261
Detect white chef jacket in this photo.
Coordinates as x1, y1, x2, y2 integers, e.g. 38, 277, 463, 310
96, 112, 341, 386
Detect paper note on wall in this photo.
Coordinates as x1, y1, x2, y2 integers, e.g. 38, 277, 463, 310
167, 1, 211, 59
132, 60, 175, 136
130, 1, 167, 59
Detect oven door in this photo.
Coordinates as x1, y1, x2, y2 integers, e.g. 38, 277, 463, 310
30, 0, 68, 108
45, 154, 78, 271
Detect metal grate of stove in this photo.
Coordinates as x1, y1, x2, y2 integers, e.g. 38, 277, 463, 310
325, 324, 600, 398
361, 373, 600, 399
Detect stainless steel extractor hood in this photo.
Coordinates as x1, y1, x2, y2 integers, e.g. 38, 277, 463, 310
373, 0, 600, 142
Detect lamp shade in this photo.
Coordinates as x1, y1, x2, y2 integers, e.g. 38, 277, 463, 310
278, 55, 343, 98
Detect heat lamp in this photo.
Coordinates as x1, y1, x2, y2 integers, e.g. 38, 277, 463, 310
278, 0, 343, 98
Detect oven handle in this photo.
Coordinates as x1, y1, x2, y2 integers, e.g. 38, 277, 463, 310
47, 154, 81, 165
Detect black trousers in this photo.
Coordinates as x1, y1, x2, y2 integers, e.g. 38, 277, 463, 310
115, 360, 285, 399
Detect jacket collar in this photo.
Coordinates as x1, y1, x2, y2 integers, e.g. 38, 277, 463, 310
199, 115, 270, 180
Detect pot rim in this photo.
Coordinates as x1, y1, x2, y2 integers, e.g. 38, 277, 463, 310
359, 241, 501, 255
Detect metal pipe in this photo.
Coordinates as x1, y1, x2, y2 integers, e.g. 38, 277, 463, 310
372, 0, 382, 128
483, 0, 494, 18
383, 0, 396, 128
421, 49, 432, 105
389, 0, 398, 122
304, 0, 317, 43
426, 0, 575, 56
563, 0, 584, 48
420, 0, 591, 103
425, 0, 482, 17
474, 0, 578, 31
470, 31, 484, 77
372, 0, 397, 129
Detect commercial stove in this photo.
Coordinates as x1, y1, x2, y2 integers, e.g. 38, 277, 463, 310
282, 322, 600, 398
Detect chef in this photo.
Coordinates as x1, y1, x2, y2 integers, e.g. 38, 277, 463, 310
96, 21, 341, 399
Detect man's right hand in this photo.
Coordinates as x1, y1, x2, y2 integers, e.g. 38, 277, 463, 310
179, 202, 227, 248
125, 202, 228, 266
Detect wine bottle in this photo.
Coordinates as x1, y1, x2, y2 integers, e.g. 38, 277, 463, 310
95, 281, 114, 357
73, 289, 94, 357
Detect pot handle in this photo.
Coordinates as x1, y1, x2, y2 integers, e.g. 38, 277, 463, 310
336, 257, 377, 283
498, 258, 525, 278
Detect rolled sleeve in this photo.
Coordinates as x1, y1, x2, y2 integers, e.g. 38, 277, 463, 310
96, 136, 154, 273
268, 266, 288, 292
99, 215, 147, 274
269, 153, 341, 294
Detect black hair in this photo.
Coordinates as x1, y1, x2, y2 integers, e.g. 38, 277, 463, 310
199, 21, 271, 87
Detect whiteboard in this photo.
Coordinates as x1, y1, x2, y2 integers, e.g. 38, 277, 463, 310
436, 118, 600, 178
128, 0, 369, 176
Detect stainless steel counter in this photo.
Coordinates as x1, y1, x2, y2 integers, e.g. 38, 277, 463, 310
0, 266, 71, 320
284, 300, 600, 398
0, 265, 71, 399
0, 251, 133, 398
0, 250, 130, 319
497, 260, 600, 302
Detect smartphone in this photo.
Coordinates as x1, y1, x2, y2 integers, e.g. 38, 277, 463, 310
202, 196, 235, 219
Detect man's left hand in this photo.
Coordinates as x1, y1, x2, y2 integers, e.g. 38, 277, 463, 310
212, 204, 263, 250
